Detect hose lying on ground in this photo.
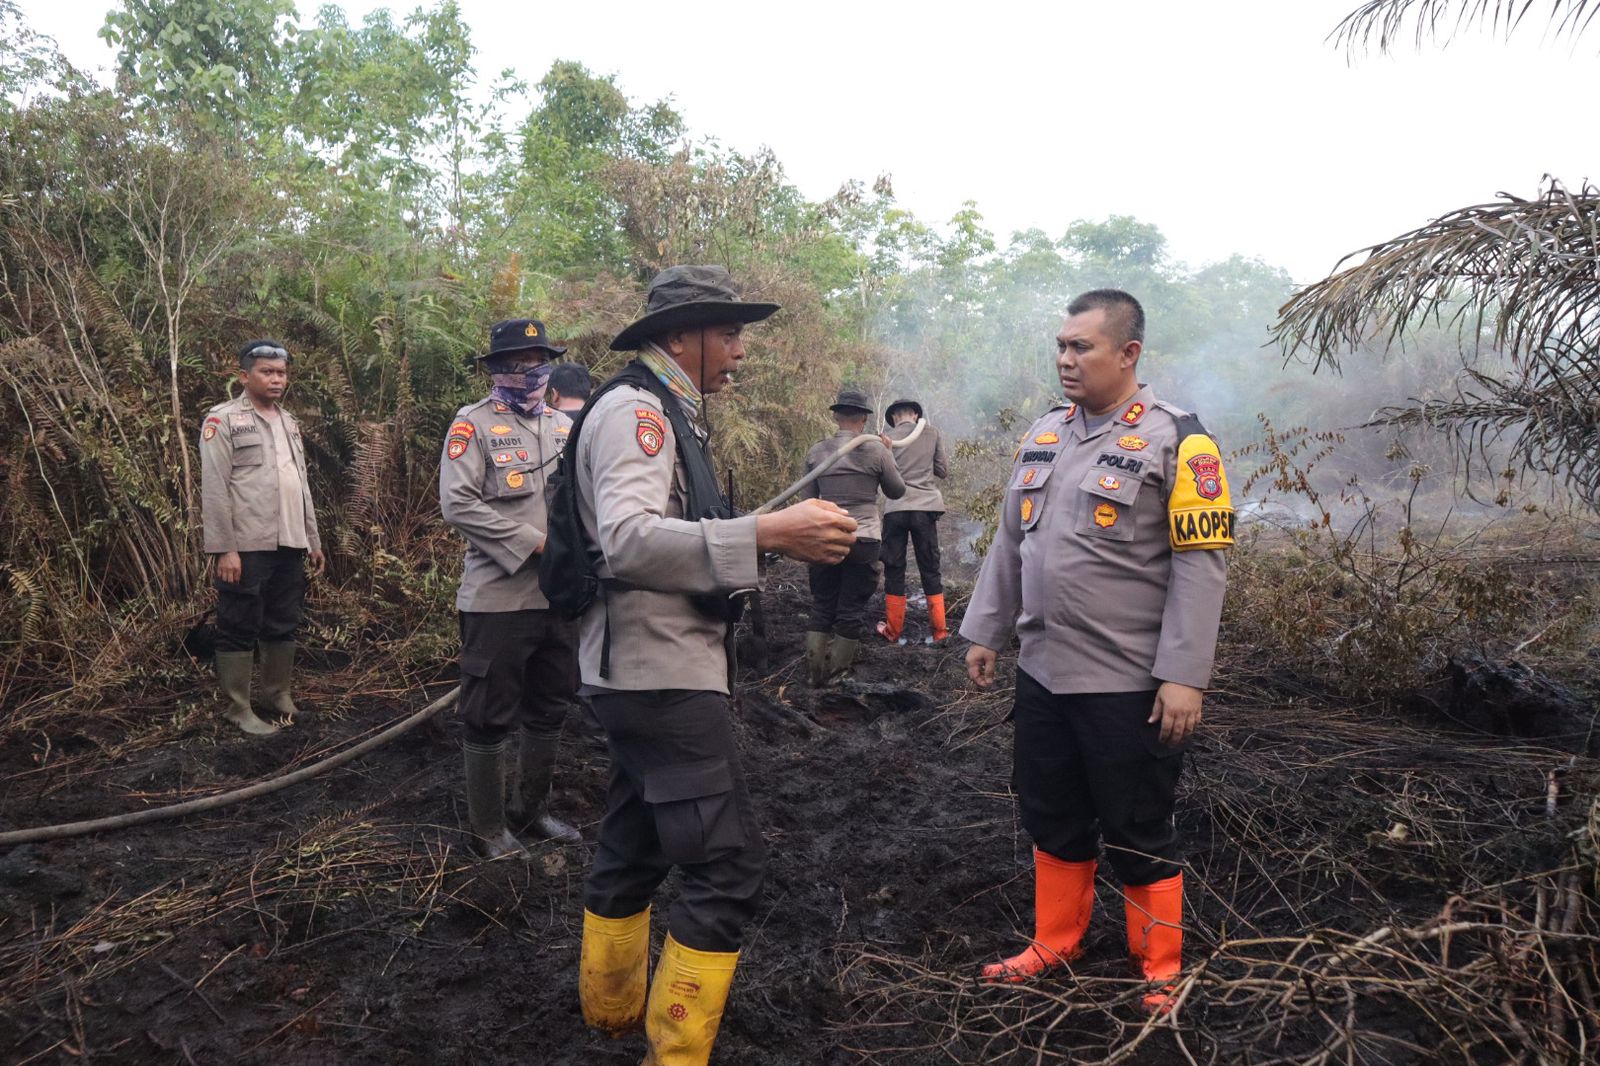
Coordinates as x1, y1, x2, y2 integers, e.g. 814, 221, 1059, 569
0, 687, 460, 847
752, 418, 925, 516
3, 421, 927, 847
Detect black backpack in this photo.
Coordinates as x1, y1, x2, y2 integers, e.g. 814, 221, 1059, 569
539, 363, 744, 671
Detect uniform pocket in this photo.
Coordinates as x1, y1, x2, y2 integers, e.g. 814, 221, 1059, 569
487, 463, 536, 499
1074, 467, 1140, 542
1009, 463, 1055, 533
231, 440, 264, 466
644, 758, 745, 865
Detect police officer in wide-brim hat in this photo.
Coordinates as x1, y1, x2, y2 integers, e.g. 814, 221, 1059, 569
877, 395, 950, 645
442, 316, 584, 861
573, 265, 857, 1066
801, 386, 905, 684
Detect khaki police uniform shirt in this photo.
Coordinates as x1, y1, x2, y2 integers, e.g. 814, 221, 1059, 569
439, 398, 572, 613
200, 394, 321, 555
882, 421, 947, 515
960, 384, 1233, 693
575, 383, 759, 694
803, 431, 906, 541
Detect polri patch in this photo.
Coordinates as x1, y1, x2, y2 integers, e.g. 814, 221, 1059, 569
1098, 474, 1122, 491
1187, 453, 1223, 500
516, 449, 529, 461
447, 438, 469, 460
505, 469, 525, 489
203, 417, 220, 441
494, 452, 513, 465
1020, 496, 1035, 524
490, 424, 512, 434
1021, 468, 1038, 486
1117, 435, 1148, 451
1034, 431, 1060, 445
636, 409, 666, 457
1093, 502, 1118, 528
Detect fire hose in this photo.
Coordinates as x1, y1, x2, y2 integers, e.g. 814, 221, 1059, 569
0, 420, 926, 847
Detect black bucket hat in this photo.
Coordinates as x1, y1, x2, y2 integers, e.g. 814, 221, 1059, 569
829, 388, 873, 415
885, 398, 924, 421
475, 318, 567, 363
610, 265, 780, 351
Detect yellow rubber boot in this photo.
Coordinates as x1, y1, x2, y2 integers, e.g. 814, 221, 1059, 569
983, 850, 1096, 982
1125, 873, 1184, 1013
643, 934, 739, 1066
580, 907, 651, 1035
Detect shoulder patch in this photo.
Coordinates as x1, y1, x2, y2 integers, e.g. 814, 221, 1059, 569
446, 420, 474, 461
636, 409, 666, 457
1169, 432, 1234, 551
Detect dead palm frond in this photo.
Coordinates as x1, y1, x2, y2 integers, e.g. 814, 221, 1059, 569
1334, 0, 1600, 54
1274, 180, 1600, 504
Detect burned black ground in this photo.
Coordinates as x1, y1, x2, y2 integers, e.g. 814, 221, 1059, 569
1, 561, 1596, 1064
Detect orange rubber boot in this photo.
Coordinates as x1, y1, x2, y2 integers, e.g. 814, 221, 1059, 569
876, 594, 906, 643
927, 593, 949, 643
1124, 874, 1184, 1013
982, 851, 1096, 982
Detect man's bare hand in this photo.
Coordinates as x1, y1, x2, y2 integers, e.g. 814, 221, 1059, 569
1149, 681, 1203, 747
879, 433, 893, 450
755, 499, 857, 564
308, 549, 326, 578
216, 551, 242, 584
967, 644, 998, 689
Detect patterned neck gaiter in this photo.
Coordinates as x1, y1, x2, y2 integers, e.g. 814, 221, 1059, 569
486, 359, 553, 417
639, 341, 703, 417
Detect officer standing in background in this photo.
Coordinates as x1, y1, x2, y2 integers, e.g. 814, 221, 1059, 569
573, 266, 856, 1066
962, 290, 1232, 1012
440, 318, 581, 859
876, 397, 949, 645
547, 362, 594, 414
801, 389, 906, 685
200, 339, 325, 737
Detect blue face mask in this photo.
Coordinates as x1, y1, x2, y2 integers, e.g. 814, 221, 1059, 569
486, 358, 554, 415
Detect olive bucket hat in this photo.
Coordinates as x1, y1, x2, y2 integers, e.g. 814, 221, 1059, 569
609, 265, 780, 351
829, 388, 873, 414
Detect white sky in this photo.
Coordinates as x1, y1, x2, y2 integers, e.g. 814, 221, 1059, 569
17, 0, 1596, 282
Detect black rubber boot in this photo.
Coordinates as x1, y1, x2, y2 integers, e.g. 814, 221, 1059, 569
508, 730, 581, 845
463, 739, 529, 860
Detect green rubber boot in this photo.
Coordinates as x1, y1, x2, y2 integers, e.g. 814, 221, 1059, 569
508, 730, 581, 845
257, 641, 300, 719
215, 650, 278, 736
803, 631, 830, 687
463, 739, 529, 860
825, 636, 860, 684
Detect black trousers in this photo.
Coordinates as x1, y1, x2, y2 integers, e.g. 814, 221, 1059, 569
881, 511, 943, 597
458, 609, 578, 746
584, 689, 765, 953
1012, 669, 1185, 886
214, 548, 305, 653
807, 538, 881, 640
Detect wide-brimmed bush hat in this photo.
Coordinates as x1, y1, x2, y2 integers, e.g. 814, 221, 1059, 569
610, 265, 780, 351
475, 318, 567, 363
829, 388, 873, 414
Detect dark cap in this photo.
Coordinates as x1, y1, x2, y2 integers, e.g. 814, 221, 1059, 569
885, 398, 924, 421
476, 319, 567, 363
829, 388, 873, 415
610, 265, 780, 351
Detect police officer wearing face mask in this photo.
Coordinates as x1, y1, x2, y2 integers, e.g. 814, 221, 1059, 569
439, 318, 581, 859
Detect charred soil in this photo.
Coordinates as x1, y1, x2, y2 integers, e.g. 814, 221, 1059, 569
2, 561, 1597, 1064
